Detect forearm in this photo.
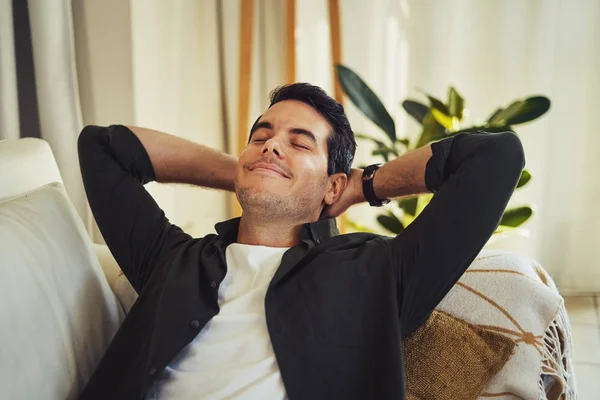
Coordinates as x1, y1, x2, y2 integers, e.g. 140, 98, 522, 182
372, 145, 432, 200
351, 132, 524, 205
126, 125, 237, 192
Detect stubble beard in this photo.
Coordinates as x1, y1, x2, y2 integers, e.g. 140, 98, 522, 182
237, 187, 310, 222
236, 176, 328, 223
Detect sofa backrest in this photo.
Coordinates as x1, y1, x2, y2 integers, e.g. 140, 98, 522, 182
0, 138, 123, 399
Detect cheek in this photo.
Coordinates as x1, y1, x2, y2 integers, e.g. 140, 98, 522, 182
237, 148, 256, 174
300, 155, 328, 178
235, 158, 250, 186
293, 159, 328, 188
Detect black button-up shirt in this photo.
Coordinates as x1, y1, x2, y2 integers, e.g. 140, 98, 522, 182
77, 125, 524, 399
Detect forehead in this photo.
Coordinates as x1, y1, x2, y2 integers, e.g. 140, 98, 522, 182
260, 100, 332, 140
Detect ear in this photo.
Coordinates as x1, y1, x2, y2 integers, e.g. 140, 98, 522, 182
323, 172, 348, 205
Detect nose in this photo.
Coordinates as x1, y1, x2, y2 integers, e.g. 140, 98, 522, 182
261, 137, 281, 157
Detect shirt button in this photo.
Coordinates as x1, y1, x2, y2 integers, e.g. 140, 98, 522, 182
210, 281, 217, 288
315, 239, 321, 244
190, 319, 200, 329
149, 367, 157, 376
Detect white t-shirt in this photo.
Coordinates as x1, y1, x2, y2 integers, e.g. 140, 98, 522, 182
146, 243, 289, 400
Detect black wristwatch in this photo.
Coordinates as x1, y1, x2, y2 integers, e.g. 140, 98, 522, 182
362, 164, 390, 207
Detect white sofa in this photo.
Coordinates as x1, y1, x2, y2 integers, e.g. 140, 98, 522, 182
0, 137, 137, 399
0, 137, 576, 399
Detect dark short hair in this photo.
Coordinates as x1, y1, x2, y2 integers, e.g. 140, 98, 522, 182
249, 83, 356, 176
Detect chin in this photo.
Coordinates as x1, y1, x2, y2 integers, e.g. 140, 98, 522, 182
238, 184, 280, 201
246, 186, 284, 201
244, 176, 286, 191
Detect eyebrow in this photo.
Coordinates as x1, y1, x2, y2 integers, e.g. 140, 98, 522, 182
250, 121, 318, 145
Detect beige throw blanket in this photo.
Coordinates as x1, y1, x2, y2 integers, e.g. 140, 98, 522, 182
435, 249, 576, 399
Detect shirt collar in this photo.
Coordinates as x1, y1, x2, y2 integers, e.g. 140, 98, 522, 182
214, 217, 339, 245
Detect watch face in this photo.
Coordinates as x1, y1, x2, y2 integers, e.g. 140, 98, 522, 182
363, 165, 379, 180
370, 198, 390, 207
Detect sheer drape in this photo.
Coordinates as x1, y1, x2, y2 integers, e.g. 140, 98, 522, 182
73, 0, 288, 240
1, 0, 88, 228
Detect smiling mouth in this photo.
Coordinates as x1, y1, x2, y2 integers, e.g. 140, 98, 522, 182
252, 167, 287, 177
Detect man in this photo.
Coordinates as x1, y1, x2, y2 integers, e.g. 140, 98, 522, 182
78, 83, 524, 399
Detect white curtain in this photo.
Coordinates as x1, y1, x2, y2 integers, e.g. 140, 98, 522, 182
0, 0, 19, 141
72, 0, 288, 240
296, 0, 600, 292
28, 0, 88, 228
0, 0, 89, 228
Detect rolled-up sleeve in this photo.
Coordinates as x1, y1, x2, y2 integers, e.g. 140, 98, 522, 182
78, 125, 190, 293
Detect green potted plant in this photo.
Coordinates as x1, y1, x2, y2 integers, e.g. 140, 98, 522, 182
336, 64, 550, 235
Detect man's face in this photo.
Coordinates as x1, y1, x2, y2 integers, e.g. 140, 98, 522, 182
235, 100, 338, 221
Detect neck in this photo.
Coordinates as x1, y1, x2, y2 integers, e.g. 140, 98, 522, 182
237, 212, 308, 247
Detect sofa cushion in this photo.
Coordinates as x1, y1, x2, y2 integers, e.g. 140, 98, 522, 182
403, 310, 515, 400
0, 183, 123, 399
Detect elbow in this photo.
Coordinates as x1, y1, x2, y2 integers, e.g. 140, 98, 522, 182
77, 125, 107, 156
77, 125, 113, 170
492, 131, 526, 176
78, 125, 98, 150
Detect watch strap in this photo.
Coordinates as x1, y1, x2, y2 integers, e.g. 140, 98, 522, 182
362, 164, 390, 207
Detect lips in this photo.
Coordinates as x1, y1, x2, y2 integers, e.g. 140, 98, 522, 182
249, 163, 290, 178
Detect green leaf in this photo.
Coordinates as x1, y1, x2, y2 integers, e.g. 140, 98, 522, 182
398, 198, 418, 216
426, 94, 451, 115
354, 133, 386, 147
345, 219, 375, 233
516, 169, 532, 188
415, 112, 446, 148
489, 101, 525, 127
336, 64, 396, 142
426, 93, 457, 131
488, 96, 551, 127
505, 96, 550, 125
486, 108, 504, 123
499, 206, 533, 227
447, 86, 465, 119
356, 133, 399, 162
369, 137, 399, 162
371, 148, 391, 162
431, 109, 460, 131
415, 193, 433, 215
377, 213, 404, 235
402, 100, 429, 124
396, 138, 410, 147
